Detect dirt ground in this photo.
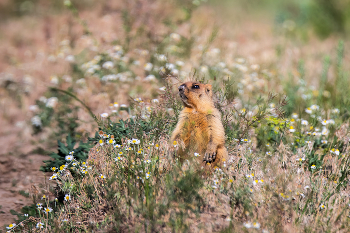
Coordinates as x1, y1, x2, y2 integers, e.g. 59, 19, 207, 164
0, 154, 49, 226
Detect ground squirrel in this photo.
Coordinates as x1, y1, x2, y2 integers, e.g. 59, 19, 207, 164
171, 81, 228, 167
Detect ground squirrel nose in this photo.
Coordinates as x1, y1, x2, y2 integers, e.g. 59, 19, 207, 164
178, 84, 185, 92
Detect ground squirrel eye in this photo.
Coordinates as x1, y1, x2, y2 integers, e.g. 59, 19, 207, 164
192, 85, 200, 89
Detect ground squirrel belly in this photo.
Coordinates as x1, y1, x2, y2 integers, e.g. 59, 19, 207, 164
171, 82, 228, 167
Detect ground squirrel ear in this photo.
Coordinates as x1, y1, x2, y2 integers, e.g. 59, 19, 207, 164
205, 84, 212, 96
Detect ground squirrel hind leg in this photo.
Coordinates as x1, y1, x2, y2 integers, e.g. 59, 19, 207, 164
212, 146, 228, 167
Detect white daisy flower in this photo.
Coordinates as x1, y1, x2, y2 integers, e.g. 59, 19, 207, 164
46, 97, 58, 108
291, 113, 299, 119
145, 74, 156, 81
49, 173, 58, 180
321, 127, 329, 136
36, 222, 44, 229
64, 194, 71, 201
65, 155, 74, 161
305, 108, 312, 114
102, 61, 114, 69
44, 207, 53, 213
156, 54, 167, 61
144, 63, 153, 71
6, 223, 16, 230
31, 116, 42, 127
331, 108, 339, 114
100, 113, 109, 118
253, 222, 260, 229
36, 203, 43, 209
131, 138, 140, 144
176, 61, 185, 67
170, 33, 181, 41
301, 120, 308, 126
310, 105, 319, 110
243, 222, 252, 228
65, 55, 75, 63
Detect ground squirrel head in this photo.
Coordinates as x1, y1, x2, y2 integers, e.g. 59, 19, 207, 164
178, 82, 213, 110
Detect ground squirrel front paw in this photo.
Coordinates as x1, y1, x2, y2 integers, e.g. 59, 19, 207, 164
203, 150, 217, 163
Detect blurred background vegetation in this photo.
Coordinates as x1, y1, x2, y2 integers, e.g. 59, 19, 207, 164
0, 0, 94, 19
214, 0, 350, 40
2, 0, 350, 39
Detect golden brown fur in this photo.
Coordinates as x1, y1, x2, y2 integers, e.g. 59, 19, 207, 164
171, 82, 228, 168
